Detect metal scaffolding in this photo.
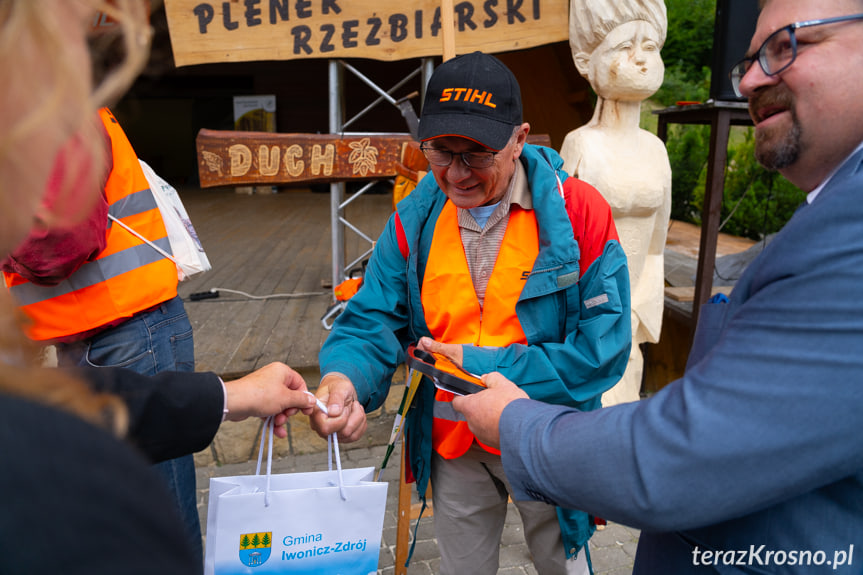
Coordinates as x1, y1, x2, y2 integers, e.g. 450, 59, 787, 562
326, 58, 434, 291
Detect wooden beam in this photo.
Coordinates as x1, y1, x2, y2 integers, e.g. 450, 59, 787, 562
441, 0, 456, 61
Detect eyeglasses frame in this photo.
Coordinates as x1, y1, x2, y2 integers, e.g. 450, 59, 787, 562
729, 12, 863, 98
419, 145, 500, 169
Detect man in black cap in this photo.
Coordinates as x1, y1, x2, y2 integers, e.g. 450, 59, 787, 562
311, 51, 631, 574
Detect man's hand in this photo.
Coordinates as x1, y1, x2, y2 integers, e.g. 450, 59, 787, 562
417, 336, 463, 367
452, 372, 528, 449
224, 362, 317, 438
310, 373, 368, 443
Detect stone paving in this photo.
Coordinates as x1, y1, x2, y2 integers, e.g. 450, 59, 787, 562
195, 441, 640, 574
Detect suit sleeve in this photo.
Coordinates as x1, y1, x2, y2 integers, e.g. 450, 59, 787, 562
72, 367, 224, 463
498, 179, 863, 531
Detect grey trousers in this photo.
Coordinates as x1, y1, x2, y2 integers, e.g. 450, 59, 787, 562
430, 444, 589, 575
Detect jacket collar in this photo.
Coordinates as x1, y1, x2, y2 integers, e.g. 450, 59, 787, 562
808, 141, 863, 204
517, 144, 580, 272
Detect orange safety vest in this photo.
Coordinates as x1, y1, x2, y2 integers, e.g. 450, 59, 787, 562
422, 200, 539, 459
4, 108, 177, 341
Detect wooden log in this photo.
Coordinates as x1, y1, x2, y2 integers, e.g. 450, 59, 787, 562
196, 130, 552, 188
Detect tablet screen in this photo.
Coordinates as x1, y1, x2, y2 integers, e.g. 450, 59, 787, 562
406, 344, 486, 395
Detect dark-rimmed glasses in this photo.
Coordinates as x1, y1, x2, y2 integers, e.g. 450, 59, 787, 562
730, 12, 863, 98
419, 146, 499, 169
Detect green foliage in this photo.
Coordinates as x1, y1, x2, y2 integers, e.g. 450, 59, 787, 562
662, 0, 717, 88
654, 1, 719, 224
654, 65, 711, 106
241, 534, 251, 549
666, 126, 805, 241
665, 124, 709, 222
707, 130, 806, 239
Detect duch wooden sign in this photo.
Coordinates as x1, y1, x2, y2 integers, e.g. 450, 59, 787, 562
196, 130, 415, 187
163, 0, 569, 67
196, 130, 551, 187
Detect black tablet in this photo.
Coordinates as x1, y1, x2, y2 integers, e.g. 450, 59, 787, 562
406, 344, 486, 395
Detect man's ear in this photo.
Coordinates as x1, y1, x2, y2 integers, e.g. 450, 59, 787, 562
513, 123, 530, 158
574, 52, 591, 78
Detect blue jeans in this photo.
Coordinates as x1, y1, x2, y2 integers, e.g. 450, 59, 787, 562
55, 295, 203, 570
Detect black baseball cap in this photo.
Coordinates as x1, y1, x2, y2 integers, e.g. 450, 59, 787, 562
418, 52, 523, 151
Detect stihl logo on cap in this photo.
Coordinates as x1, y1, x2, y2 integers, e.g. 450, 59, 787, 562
439, 88, 497, 108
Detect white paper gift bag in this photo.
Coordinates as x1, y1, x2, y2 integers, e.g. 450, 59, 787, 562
204, 419, 388, 575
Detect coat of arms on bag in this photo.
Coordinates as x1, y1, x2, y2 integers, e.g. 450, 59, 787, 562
239, 532, 272, 567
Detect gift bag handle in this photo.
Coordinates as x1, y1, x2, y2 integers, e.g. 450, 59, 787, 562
254, 417, 275, 503
254, 409, 347, 506
304, 395, 347, 500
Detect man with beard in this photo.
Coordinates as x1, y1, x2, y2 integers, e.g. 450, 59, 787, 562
450, 0, 863, 573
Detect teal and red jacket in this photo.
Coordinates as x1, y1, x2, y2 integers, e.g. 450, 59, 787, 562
319, 143, 631, 558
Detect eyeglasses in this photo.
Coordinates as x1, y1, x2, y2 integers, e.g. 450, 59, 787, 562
729, 12, 863, 98
419, 146, 499, 169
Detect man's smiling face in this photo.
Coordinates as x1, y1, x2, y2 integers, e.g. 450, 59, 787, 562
426, 127, 527, 209
737, 0, 863, 191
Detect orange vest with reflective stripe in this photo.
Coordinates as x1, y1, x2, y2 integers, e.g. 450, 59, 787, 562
4, 108, 177, 341
422, 200, 538, 459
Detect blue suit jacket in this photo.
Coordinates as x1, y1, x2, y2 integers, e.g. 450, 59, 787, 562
499, 146, 863, 574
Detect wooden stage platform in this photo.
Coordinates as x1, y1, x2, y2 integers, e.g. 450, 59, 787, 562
177, 187, 392, 379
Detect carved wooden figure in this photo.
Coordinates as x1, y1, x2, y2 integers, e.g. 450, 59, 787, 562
562, 0, 671, 406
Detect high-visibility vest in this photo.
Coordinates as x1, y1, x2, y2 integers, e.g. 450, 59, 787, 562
422, 200, 539, 459
4, 108, 177, 341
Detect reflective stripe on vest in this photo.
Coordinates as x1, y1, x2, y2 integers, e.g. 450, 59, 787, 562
3, 108, 178, 341
422, 200, 538, 459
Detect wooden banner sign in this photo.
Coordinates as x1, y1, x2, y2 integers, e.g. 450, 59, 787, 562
196, 129, 552, 187
163, 0, 569, 67
196, 130, 414, 187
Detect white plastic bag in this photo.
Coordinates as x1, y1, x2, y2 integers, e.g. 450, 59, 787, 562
139, 160, 211, 280
109, 160, 211, 280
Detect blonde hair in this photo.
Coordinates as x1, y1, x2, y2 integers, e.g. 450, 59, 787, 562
569, 0, 668, 57
0, 0, 151, 239
0, 0, 152, 434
